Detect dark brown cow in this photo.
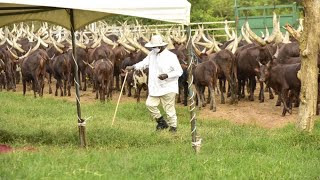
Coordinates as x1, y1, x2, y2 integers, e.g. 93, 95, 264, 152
210, 49, 238, 104
88, 42, 115, 90
193, 60, 218, 111
21, 49, 49, 97
0, 59, 6, 91
93, 59, 114, 102
0, 47, 16, 91
259, 61, 301, 116
170, 44, 189, 106
52, 53, 72, 96
236, 44, 276, 102
113, 45, 131, 91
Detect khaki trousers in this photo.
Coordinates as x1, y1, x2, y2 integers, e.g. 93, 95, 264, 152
145, 92, 177, 127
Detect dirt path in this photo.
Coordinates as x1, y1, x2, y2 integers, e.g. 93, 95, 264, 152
14, 82, 299, 129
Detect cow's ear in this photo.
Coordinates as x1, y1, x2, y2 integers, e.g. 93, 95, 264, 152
254, 67, 259, 73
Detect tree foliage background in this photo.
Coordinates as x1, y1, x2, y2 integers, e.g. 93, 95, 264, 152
103, 0, 301, 25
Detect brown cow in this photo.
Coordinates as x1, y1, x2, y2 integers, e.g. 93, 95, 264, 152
52, 53, 72, 96
21, 49, 49, 97
193, 60, 218, 111
0, 59, 6, 91
93, 59, 114, 102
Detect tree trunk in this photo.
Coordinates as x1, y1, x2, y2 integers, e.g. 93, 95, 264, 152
298, 0, 320, 132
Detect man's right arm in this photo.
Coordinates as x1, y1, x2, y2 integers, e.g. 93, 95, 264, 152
132, 55, 150, 70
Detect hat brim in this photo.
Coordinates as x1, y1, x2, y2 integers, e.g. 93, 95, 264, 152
145, 42, 168, 48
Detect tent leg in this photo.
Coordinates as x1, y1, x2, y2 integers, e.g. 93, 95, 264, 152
186, 26, 201, 153
69, 9, 87, 148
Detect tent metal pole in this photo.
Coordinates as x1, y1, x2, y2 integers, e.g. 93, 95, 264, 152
69, 9, 87, 147
186, 26, 201, 153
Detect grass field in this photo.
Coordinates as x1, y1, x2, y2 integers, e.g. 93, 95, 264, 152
1, 91, 320, 179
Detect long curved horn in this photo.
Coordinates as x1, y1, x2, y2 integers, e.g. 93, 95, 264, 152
263, 27, 270, 41
83, 60, 94, 69
231, 35, 239, 54
211, 32, 221, 52
266, 12, 278, 43
206, 45, 215, 55
126, 36, 150, 55
195, 41, 213, 49
245, 21, 266, 46
192, 41, 202, 57
118, 40, 136, 51
12, 39, 25, 53
224, 20, 233, 39
273, 45, 279, 59
18, 47, 32, 59
0, 37, 6, 46
282, 31, 291, 44
31, 36, 41, 53
91, 35, 102, 48
241, 26, 252, 44
101, 31, 118, 46
7, 46, 18, 59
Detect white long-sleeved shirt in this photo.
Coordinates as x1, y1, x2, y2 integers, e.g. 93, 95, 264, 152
133, 49, 183, 96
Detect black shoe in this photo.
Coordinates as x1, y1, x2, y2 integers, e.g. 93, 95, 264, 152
156, 116, 169, 130
169, 126, 177, 132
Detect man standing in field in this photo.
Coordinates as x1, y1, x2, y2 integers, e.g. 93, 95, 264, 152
126, 35, 183, 132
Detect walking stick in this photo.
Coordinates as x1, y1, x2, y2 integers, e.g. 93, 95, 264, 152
111, 71, 128, 127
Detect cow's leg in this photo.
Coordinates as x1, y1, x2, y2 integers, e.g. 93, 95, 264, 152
101, 81, 105, 102
250, 77, 257, 101
83, 72, 87, 91
259, 81, 264, 103
95, 83, 99, 100
201, 87, 207, 107
268, 87, 274, 99
67, 73, 71, 96
115, 75, 120, 91
133, 88, 138, 98
137, 86, 142, 103
59, 79, 63, 96
63, 78, 67, 96
183, 82, 188, 106
32, 80, 37, 98
237, 79, 242, 100
22, 79, 26, 96
195, 85, 202, 109
47, 73, 52, 94
208, 84, 216, 112
109, 76, 113, 100
55, 80, 59, 96
281, 88, 290, 116
177, 84, 182, 103
128, 84, 132, 97
121, 75, 126, 95
219, 78, 225, 104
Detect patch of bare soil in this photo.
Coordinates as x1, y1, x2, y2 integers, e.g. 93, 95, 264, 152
0, 144, 37, 153
13, 81, 299, 129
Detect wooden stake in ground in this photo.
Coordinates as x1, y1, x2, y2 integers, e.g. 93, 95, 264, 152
298, 0, 320, 132
111, 71, 128, 127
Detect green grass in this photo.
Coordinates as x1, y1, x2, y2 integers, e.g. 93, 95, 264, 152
1, 91, 320, 179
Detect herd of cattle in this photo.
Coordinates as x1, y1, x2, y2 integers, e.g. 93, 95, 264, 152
0, 15, 319, 116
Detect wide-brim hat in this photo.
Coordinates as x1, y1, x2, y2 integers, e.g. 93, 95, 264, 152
145, 34, 168, 48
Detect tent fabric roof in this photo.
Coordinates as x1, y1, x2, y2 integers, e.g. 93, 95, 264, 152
0, 0, 191, 30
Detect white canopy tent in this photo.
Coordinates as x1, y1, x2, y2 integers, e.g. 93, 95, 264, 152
0, 0, 190, 30
0, 0, 198, 150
